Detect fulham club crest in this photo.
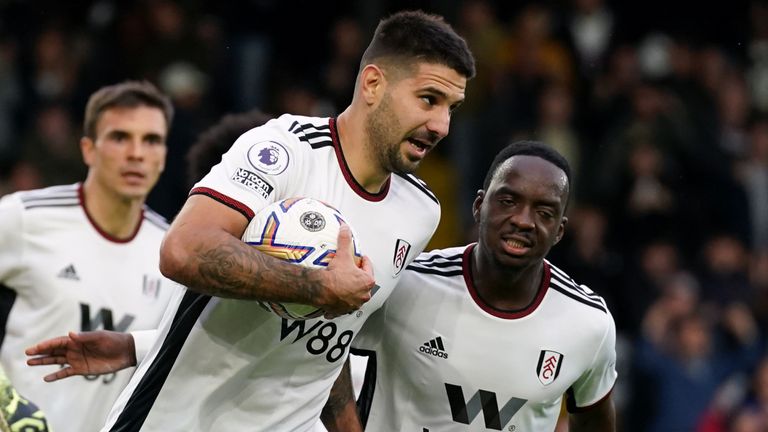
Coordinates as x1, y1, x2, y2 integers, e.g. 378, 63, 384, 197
536, 350, 563, 386
392, 239, 411, 276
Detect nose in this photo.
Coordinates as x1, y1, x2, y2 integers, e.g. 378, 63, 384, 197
127, 139, 145, 160
509, 206, 535, 230
426, 106, 451, 141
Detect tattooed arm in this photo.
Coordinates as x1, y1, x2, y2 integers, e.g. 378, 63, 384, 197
160, 195, 375, 315
321, 359, 363, 432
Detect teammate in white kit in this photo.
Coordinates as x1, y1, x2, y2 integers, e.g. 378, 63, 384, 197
0, 81, 176, 432
26, 11, 475, 432
351, 141, 617, 431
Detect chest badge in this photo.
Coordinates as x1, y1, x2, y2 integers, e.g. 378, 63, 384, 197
393, 239, 411, 276
536, 350, 563, 386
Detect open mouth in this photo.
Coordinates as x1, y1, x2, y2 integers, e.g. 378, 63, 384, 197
503, 237, 531, 255
122, 172, 146, 182
407, 138, 430, 152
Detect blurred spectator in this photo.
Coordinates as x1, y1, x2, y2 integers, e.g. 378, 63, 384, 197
734, 117, 768, 252
634, 305, 761, 432
535, 82, 583, 192
0, 34, 22, 166
318, 17, 364, 114
564, 0, 616, 79
19, 103, 85, 187
729, 356, 768, 431
620, 239, 684, 337
747, 0, 768, 112
698, 233, 753, 306
31, 27, 83, 104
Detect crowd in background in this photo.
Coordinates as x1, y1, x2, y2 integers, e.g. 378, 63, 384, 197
1, 0, 767, 430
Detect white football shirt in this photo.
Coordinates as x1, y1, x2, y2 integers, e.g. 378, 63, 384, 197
102, 114, 441, 431
0, 183, 176, 432
353, 245, 618, 431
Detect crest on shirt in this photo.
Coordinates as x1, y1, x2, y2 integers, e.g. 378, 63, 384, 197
247, 140, 289, 175
392, 239, 411, 276
536, 350, 563, 386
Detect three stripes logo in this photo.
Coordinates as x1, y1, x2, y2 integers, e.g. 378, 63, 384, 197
445, 384, 527, 430
419, 336, 448, 359
536, 350, 564, 386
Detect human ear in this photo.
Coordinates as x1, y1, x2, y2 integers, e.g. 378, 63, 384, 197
80, 136, 95, 167
360, 64, 385, 105
472, 190, 485, 224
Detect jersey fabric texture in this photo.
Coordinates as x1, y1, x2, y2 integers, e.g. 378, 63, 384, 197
0, 183, 176, 432
102, 114, 441, 432
353, 244, 617, 432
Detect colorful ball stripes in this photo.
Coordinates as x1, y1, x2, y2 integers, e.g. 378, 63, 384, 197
242, 197, 362, 320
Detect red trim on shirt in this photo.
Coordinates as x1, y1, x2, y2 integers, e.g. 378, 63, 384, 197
189, 187, 255, 220
462, 244, 551, 319
329, 117, 390, 202
78, 183, 142, 244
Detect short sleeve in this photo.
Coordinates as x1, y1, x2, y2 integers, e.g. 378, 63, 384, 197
192, 115, 307, 216
567, 310, 618, 412
0, 194, 24, 283
130, 329, 160, 365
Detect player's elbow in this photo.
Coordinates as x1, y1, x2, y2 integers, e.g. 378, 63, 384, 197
159, 231, 192, 282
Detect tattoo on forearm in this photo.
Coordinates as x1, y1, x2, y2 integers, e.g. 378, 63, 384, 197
193, 240, 322, 302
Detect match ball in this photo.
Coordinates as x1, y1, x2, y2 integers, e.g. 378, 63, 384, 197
242, 197, 361, 320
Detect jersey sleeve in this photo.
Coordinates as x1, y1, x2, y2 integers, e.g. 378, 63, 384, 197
566, 310, 618, 412
130, 329, 160, 365
0, 194, 24, 283
192, 115, 308, 216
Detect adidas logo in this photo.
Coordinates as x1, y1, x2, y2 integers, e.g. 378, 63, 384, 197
57, 264, 80, 281
418, 336, 448, 359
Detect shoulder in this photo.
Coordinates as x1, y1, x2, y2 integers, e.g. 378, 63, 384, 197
392, 172, 439, 206
2, 183, 79, 212
546, 260, 611, 317
238, 114, 332, 150
231, 114, 333, 170
405, 246, 467, 277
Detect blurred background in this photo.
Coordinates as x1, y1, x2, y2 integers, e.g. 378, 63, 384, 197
1, 0, 767, 430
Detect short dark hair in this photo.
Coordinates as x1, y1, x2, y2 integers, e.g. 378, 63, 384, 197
482, 140, 572, 193
83, 80, 173, 139
360, 10, 476, 79
185, 110, 273, 187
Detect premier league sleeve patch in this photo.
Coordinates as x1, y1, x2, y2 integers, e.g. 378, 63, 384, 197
247, 140, 290, 175
231, 168, 275, 199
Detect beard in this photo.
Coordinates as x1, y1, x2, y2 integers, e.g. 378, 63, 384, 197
365, 93, 420, 175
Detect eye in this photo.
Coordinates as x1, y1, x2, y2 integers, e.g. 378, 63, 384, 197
537, 209, 555, 220
420, 95, 437, 106
109, 131, 129, 143
145, 135, 164, 146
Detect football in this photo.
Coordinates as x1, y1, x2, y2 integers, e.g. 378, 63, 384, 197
241, 197, 361, 320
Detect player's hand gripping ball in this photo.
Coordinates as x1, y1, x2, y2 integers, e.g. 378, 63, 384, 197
242, 197, 362, 320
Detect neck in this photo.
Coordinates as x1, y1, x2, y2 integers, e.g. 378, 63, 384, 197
471, 245, 545, 311
82, 179, 144, 239
336, 108, 390, 193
